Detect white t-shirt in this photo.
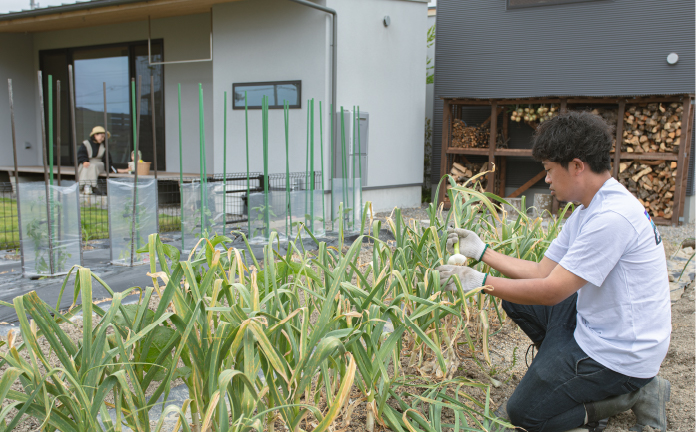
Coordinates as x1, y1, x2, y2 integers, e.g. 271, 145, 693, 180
545, 177, 671, 378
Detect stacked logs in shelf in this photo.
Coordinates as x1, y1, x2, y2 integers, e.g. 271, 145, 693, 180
622, 103, 683, 153
618, 160, 676, 219
447, 161, 489, 190
451, 119, 508, 149
451, 119, 489, 148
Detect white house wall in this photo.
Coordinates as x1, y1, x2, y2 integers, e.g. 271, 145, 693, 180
211, 0, 330, 177
31, 13, 214, 174
328, 0, 427, 190
0, 33, 38, 166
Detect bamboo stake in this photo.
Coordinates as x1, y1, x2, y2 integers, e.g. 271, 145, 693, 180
68, 65, 83, 266
245, 91, 250, 237
223, 91, 228, 231
8, 79, 26, 272
38, 71, 55, 275
262, 95, 270, 239
319, 101, 325, 233
56, 80, 61, 185
284, 100, 291, 236
178, 84, 183, 252
130, 76, 142, 267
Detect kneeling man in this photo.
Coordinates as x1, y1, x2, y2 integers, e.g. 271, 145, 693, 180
437, 111, 671, 432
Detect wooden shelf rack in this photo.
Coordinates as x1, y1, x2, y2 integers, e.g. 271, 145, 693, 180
438, 95, 694, 226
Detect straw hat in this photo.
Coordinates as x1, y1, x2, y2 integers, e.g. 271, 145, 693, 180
89, 126, 111, 138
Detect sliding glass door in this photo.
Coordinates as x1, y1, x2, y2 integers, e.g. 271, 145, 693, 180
40, 40, 164, 170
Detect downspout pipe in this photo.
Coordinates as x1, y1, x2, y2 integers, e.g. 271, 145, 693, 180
286, 0, 337, 178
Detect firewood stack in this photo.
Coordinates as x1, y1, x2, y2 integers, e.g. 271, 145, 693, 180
451, 119, 489, 148
447, 161, 490, 190
451, 119, 508, 149
618, 161, 676, 219
622, 103, 683, 153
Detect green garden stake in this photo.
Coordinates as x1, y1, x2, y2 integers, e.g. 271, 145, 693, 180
198, 83, 206, 238
284, 100, 292, 236
352, 106, 356, 181
319, 101, 326, 233
178, 84, 183, 251
340, 106, 348, 229
305, 99, 310, 219
309, 98, 315, 230
223, 91, 228, 231
48, 75, 54, 186
48, 75, 55, 265
329, 103, 334, 230
357, 105, 363, 223
245, 91, 250, 237
262, 95, 270, 239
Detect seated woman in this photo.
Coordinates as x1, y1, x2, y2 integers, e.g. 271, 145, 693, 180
77, 126, 116, 194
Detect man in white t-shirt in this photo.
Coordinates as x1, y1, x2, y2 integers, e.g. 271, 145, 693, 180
436, 111, 671, 432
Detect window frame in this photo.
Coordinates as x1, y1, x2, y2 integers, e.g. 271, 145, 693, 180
232, 80, 302, 110
38, 39, 165, 169
507, 0, 606, 9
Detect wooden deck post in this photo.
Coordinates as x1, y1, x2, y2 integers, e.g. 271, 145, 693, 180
672, 96, 694, 225
487, 101, 497, 193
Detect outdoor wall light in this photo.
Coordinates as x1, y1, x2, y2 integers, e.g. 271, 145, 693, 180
666, 53, 679, 65
383, 16, 391, 27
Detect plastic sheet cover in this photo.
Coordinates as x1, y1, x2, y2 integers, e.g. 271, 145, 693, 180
108, 178, 157, 266
248, 191, 287, 243
17, 182, 82, 276
331, 178, 362, 233
289, 190, 325, 237
181, 182, 226, 251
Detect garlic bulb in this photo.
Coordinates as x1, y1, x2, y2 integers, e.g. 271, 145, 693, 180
447, 254, 467, 266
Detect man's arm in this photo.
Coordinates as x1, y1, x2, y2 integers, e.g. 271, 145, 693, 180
482, 247, 558, 280
484, 264, 587, 306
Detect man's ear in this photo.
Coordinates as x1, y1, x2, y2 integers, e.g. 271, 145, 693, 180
571, 158, 585, 176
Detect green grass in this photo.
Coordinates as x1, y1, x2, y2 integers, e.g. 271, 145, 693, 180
0, 198, 19, 249
1, 197, 181, 248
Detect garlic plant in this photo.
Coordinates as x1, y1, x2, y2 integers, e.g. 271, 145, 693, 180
0, 184, 568, 431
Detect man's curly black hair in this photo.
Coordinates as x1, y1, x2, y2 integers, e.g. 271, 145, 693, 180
531, 110, 613, 174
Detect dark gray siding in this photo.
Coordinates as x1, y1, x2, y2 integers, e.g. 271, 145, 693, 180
432, 0, 695, 186
688, 111, 695, 196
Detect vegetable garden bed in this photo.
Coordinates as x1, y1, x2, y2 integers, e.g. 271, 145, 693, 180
0, 180, 570, 432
